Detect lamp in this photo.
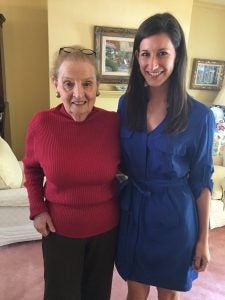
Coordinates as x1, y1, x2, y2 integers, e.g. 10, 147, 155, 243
213, 84, 225, 106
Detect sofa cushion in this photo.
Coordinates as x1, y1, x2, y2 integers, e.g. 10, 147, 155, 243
0, 137, 23, 188
210, 199, 225, 229
0, 187, 29, 206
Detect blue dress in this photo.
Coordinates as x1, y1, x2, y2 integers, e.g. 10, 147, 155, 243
115, 95, 215, 291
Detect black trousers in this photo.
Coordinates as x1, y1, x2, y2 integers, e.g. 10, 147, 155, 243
42, 227, 117, 300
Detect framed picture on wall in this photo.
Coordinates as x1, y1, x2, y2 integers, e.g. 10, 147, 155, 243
94, 26, 137, 84
190, 58, 225, 91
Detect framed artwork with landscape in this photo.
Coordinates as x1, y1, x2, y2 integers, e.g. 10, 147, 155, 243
190, 58, 225, 91
94, 26, 137, 84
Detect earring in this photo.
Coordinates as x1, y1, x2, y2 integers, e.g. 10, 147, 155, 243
56, 91, 60, 98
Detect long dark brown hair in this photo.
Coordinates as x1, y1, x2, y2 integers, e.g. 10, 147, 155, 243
125, 12, 191, 134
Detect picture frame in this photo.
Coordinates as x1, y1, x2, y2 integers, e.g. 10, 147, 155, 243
94, 26, 137, 84
190, 58, 225, 91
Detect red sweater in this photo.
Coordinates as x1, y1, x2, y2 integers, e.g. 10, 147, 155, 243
23, 104, 120, 238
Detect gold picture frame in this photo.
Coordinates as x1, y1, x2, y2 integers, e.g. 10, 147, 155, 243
94, 26, 137, 84
190, 58, 225, 91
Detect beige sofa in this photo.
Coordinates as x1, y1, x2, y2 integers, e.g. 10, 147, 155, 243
210, 103, 225, 229
210, 159, 225, 229
0, 185, 41, 246
0, 137, 41, 246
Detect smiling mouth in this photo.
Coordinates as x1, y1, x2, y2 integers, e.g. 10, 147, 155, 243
147, 70, 163, 77
71, 100, 87, 105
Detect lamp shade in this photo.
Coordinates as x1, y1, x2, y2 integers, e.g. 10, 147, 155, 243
213, 84, 225, 106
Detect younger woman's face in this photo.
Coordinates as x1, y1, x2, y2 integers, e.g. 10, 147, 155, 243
136, 33, 176, 89
55, 59, 98, 122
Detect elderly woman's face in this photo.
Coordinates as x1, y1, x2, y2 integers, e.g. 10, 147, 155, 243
55, 59, 98, 122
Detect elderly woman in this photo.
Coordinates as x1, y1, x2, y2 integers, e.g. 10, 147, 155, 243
23, 46, 120, 300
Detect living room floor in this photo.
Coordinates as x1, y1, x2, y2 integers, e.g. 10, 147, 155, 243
0, 226, 224, 300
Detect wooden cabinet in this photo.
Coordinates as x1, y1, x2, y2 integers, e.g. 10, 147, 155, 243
0, 14, 6, 137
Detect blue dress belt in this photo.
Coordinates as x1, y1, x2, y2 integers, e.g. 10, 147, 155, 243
130, 177, 188, 194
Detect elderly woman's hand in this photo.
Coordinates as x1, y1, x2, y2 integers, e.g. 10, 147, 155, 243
33, 211, 56, 237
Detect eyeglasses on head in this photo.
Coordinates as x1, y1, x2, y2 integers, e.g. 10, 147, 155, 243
59, 47, 96, 56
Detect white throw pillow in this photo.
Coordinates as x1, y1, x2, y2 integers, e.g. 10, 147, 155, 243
0, 175, 8, 189
0, 137, 23, 188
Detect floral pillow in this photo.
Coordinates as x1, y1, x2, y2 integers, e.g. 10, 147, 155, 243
211, 105, 225, 166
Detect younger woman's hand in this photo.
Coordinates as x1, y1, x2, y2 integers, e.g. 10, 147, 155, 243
193, 240, 210, 272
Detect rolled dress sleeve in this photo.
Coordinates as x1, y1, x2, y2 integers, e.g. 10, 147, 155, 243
188, 109, 215, 199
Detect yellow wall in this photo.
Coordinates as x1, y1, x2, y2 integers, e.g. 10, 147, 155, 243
48, 0, 194, 109
1, 0, 225, 158
0, 0, 49, 159
187, 2, 225, 105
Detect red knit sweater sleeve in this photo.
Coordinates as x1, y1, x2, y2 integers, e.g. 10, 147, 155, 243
23, 113, 47, 219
